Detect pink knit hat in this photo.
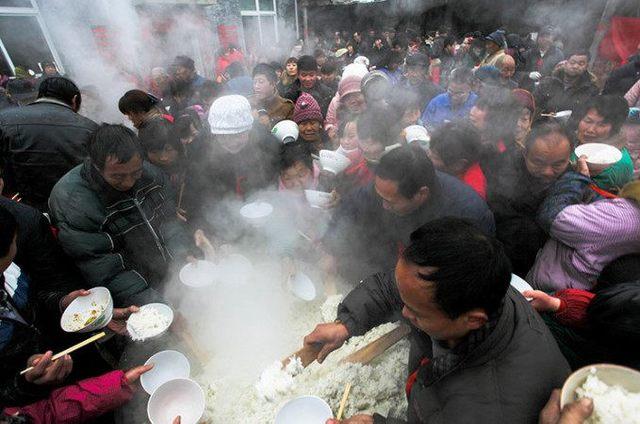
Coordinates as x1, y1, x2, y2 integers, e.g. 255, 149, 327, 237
338, 74, 363, 97
293, 92, 323, 124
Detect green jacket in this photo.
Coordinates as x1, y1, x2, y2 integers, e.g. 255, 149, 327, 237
49, 162, 191, 306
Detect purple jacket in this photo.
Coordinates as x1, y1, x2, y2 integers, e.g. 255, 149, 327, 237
528, 174, 640, 291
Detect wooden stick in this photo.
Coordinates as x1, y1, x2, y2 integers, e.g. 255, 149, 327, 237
20, 332, 106, 375
336, 382, 352, 420
281, 343, 323, 369
176, 178, 186, 211
340, 323, 411, 365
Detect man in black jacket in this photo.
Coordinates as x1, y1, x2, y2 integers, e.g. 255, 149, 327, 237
307, 218, 569, 424
322, 145, 494, 285
602, 49, 640, 96
0, 77, 97, 211
284, 55, 334, 116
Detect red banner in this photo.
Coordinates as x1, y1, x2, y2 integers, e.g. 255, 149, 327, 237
599, 16, 640, 64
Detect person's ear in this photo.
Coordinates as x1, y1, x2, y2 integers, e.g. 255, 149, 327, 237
464, 309, 488, 330
71, 95, 80, 112
415, 186, 430, 204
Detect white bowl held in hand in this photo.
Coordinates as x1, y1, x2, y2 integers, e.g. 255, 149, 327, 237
288, 272, 317, 301
575, 143, 622, 173
560, 364, 640, 408
147, 378, 205, 424
319, 149, 351, 174
509, 274, 533, 300
60, 287, 113, 333
179, 260, 217, 288
275, 396, 333, 424
127, 303, 174, 342
239, 201, 274, 227
304, 190, 333, 209
141, 350, 191, 395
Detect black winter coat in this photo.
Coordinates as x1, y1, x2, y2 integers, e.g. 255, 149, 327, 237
534, 69, 599, 114
337, 272, 570, 424
323, 172, 495, 285
0, 99, 97, 211
602, 54, 640, 96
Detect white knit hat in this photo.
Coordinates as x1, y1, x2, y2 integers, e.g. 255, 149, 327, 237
208, 95, 254, 135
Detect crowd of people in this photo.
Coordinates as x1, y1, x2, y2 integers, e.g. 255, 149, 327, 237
0, 21, 639, 424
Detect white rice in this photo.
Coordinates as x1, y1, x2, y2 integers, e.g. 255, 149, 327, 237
197, 295, 409, 423
575, 368, 640, 424
127, 307, 170, 341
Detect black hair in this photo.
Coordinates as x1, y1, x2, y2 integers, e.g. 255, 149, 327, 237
402, 217, 512, 319
174, 108, 203, 139
173, 55, 195, 71
596, 254, 640, 291
252, 63, 278, 84
270, 61, 284, 72
524, 120, 571, 153
430, 121, 482, 168
88, 124, 143, 170
285, 57, 298, 65
37, 76, 81, 108
320, 61, 337, 75
356, 106, 394, 146
138, 117, 181, 154
443, 35, 456, 48
313, 49, 326, 59
297, 55, 318, 72
279, 141, 313, 173
118, 89, 158, 114
448, 67, 473, 86
0, 206, 17, 259
474, 90, 522, 143
578, 95, 629, 135
380, 51, 404, 68
375, 144, 437, 198
198, 80, 219, 101
567, 49, 590, 60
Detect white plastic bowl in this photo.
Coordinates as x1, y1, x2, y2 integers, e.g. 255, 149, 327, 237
319, 149, 351, 174
560, 364, 640, 408
275, 396, 333, 424
575, 143, 623, 173
304, 190, 333, 209
141, 350, 191, 395
179, 260, 218, 288
147, 378, 205, 424
60, 287, 113, 333
509, 274, 534, 300
554, 110, 572, 120
288, 272, 317, 301
240, 201, 274, 227
127, 303, 174, 341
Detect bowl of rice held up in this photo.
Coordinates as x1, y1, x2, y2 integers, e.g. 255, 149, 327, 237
561, 364, 640, 423
127, 303, 174, 342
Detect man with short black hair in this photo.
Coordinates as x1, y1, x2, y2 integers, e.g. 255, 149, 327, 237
320, 61, 338, 92
521, 26, 564, 90
172, 55, 207, 91
534, 50, 598, 114
309, 218, 569, 424
49, 124, 192, 306
322, 144, 494, 284
285, 55, 334, 115
0, 77, 97, 211
249, 63, 294, 128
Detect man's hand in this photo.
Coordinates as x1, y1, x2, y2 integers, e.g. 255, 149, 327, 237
539, 389, 593, 424
304, 322, 350, 363
327, 414, 374, 424
194, 229, 215, 260
172, 417, 181, 424
523, 290, 562, 313
124, 364, 154, 385
576, 155, 591, 178
107, 305, 139, 335
24, 351, 73, 385
529, 71, 542, 81
59, 289, 91, 311
322, 190, 341, 210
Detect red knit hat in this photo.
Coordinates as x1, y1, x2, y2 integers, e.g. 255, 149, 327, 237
512, 88, 536, 116
293, 92, 323, 124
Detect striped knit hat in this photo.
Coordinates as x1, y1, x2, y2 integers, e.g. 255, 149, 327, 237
293, 92, 323, 124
